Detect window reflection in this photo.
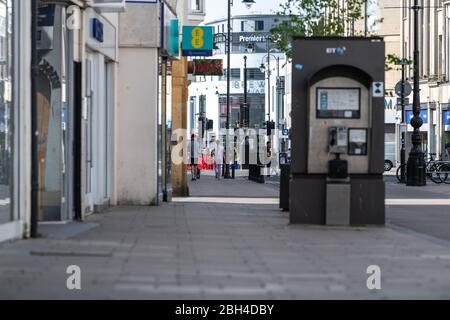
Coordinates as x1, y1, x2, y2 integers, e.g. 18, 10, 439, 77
0, 0, 12, 224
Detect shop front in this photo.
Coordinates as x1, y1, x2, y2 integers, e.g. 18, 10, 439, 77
36, 2, 76, 221
0, 0, 30, 241
405, 105, 431, 158
444, 108, 450, 159
83, 8, 117, 214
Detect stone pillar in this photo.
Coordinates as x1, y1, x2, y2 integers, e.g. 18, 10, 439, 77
171, 57, 189, 197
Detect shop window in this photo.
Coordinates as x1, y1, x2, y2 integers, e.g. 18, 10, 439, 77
444, 132, 450, 160
190, 0, 204, 13
0, 0, 13, 224
255, 20, 265, 31
222, 68, 241, 81
248, 68, 265, 80
199, 95, 206, 116
230, 69, 240, 80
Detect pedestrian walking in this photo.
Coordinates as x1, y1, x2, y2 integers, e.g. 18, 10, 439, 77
188, 134, 200, 181
211, 140, 224, 180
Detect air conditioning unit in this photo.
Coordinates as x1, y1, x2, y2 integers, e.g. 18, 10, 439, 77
89, 0, 126, 12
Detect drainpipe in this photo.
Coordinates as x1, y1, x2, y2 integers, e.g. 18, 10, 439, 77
30, 0, 39, 237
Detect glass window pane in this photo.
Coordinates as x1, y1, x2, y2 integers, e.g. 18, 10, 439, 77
0, 0, 12, 224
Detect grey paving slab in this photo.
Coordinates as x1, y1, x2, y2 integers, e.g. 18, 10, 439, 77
1, 175, 450, 299
188, 175, 278, 198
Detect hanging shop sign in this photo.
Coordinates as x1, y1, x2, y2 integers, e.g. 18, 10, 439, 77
444, 111, 450, 126
182, 26, 214, 57
192, 59, 223, 76
92, 18, 104, 43
160, 1, 178, 57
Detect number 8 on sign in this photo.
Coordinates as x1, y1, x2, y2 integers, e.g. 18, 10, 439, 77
191, 27, 204, 49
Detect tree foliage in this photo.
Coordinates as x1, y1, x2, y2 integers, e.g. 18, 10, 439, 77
270, 0, 368, 59
385, 54, 412, 72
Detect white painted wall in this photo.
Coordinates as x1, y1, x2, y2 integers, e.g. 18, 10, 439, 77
116, 48, 159, 205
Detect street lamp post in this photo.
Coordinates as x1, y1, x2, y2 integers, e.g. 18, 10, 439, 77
224, 0, 256, 179
224, 0, 232, 179
244, 55, 248, 120
260, 43, 280, 161
407, 0, 426, 186
400, 62, 407, 183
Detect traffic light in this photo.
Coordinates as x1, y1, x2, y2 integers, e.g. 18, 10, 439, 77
240, 103, 249, 127
207, 119, 214, 131
266, 120, 275, 136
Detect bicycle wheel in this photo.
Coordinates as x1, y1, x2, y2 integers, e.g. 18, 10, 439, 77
396, 164, 406, 183
439, 164, 450, 184
429, 164, 443, 184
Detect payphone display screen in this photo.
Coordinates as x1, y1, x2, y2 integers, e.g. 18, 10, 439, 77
316, 88, 361, 119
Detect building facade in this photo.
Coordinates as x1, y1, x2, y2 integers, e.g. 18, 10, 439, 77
338, 0, 404, 167
117, 0, 205, 203
401, 0, 450, 160
34, 1, 120, 223
0, 0, 207, 244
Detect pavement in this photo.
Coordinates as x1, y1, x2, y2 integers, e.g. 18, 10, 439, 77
0, 172, 450, 299
385, 176, 450, 242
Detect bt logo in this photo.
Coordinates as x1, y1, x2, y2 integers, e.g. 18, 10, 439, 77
326, 46, 347, 56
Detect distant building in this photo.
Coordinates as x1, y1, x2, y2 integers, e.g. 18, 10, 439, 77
336, 0, 403, 166
401, 0, 450, 159
188, 14, 289, 157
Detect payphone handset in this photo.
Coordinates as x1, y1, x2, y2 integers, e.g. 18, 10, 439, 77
328, 127, 348, 154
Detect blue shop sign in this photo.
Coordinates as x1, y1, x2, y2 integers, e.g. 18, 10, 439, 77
406, 110, 428, 124
92, 18, 104, 43
444, 111, 450, 125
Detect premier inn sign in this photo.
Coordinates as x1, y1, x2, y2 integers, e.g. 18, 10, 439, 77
238, 34, 269, 43
232, 32, 271, 43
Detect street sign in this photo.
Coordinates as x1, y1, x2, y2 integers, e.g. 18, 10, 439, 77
192, 59, 223, 76
395, 59, 411, 66
395, 80, 412, 97
372, 82, 384, 98
182, 26, 214, 57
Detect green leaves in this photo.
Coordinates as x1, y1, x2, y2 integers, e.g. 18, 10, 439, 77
385, 54, 412, 71
270, 0, 368, 59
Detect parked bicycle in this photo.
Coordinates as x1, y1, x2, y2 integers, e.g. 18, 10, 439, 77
396, 153, 450, 184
